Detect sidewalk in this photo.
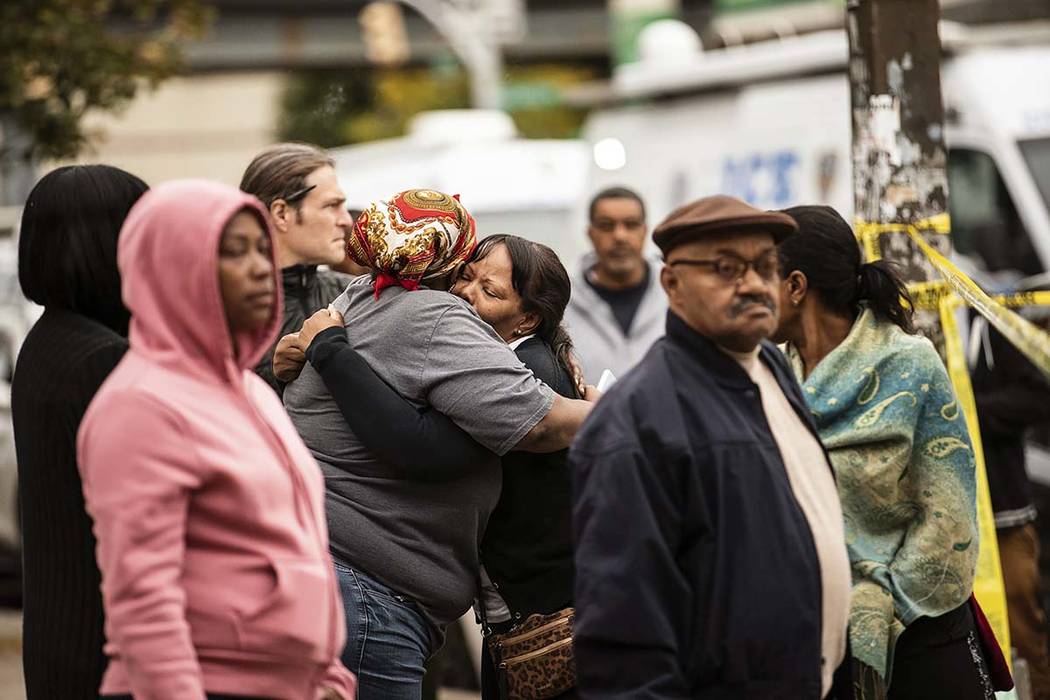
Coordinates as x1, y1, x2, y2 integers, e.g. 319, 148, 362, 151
0, 609, 23, 699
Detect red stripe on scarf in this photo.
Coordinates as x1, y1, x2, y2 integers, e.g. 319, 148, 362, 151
373, 273, 420, 299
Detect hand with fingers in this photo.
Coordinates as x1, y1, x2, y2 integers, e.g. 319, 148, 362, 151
273, 332, 307, 383
299, 306, 345, 349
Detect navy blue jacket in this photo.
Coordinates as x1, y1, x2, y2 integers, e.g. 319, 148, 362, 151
570, 311, 847, 699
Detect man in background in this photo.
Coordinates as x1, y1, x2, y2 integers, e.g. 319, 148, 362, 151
564, 187, 666, 383
971, 316, 1050, 699
240, 142, 354, 394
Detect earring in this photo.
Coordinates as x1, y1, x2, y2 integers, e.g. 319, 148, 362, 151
792, 299, 800, 307
514, 329, 521, 336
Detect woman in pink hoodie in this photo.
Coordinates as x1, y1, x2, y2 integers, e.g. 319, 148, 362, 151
76, 180, 356, 700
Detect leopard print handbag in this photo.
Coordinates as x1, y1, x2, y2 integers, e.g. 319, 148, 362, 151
486, 607, 576, 699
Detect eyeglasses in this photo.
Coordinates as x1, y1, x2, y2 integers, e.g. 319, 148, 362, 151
668, 250, 780, 284
280, 184, 317, 203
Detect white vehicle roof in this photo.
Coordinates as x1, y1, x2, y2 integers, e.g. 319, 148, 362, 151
329, 110, 592, 262
941, 46, 1050, 138
330, 110, 589, 214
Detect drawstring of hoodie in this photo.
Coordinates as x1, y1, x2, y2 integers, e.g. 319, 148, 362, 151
224, 356, 318, 533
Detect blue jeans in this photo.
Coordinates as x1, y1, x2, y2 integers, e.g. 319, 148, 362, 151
334, 561, 433, 700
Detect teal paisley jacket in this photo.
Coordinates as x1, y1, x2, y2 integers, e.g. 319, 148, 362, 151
786, 309, 978, 682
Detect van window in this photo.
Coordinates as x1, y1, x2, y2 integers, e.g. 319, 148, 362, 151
947, 148, 1041, 277
1019, 137, 1050, 214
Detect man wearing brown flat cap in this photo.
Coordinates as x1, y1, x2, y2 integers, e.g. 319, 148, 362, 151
570, 195, 852, 699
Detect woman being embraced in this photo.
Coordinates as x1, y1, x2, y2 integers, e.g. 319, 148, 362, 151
452, 235, 580, 700
77, 180, 355, 699
771, 205, 987, 700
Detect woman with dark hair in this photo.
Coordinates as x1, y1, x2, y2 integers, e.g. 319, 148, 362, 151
12, 164, 147, 699
454, 234, 580, 700
771, 205, 987, 700
76, 180, 355, 698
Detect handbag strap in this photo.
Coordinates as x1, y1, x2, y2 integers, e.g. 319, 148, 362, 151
475, 560, 492, 636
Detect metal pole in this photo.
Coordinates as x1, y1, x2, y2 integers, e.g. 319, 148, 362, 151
0, 115, 35, 208
846, 0, 949, 340
400, 0, 504, 110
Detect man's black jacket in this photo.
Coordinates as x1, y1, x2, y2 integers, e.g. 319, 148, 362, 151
254, 264, 351, 395
570, 311, 850, 699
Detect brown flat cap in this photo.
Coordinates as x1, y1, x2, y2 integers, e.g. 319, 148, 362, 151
652, 195, 798, 254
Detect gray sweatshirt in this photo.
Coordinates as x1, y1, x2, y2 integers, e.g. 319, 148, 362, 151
563, 254, 668, 384
282, 278, 554, 645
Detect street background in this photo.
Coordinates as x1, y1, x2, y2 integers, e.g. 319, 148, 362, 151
2, 0, 1050, 697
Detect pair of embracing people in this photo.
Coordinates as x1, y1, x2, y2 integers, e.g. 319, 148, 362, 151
275, 188, 595, 700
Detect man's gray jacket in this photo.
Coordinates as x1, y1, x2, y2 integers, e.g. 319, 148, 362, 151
563, 254, 667, 384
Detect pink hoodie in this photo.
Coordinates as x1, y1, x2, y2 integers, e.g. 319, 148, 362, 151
77, 180, 355, 699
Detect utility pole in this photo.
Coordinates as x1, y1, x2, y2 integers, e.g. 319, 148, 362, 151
847, 0, 949, 340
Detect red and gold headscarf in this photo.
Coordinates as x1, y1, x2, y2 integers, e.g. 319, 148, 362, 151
348, 189, 477, 298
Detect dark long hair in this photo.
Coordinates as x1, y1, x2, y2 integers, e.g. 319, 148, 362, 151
779, 205, 915, 334
19, 165, 149, 335
470, 234, 577, 390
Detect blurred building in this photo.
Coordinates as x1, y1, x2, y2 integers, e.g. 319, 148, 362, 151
50, 0, 1050, 187
59, 72, 282, 187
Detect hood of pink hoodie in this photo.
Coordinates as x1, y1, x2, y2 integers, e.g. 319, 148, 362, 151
118, 180, 282, 379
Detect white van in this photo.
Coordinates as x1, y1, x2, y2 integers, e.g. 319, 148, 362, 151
330, 110, 592, 264
580, 23, 1050, 490
581, 24, 1050, 284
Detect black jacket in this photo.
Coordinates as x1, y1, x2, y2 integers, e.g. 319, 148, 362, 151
482, 336, 576, 618
970, 319, 1050, 526
255, 265, 351, 395
570, 312, 845, 700
12, 308, 128, 699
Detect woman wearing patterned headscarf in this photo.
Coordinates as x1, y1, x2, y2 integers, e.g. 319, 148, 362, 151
281, 190, 594, 700
347, 188, 478, 296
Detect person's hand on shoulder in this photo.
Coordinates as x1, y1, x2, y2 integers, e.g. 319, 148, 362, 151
300, 306, 345, 349
273, 332, 306, 383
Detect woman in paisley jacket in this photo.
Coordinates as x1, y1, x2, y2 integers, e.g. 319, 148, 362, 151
771, 205, 987, 700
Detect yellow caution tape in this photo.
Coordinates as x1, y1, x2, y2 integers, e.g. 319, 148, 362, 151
938, 293, 1011, 661
906, 280, 952, 311
904, 227, 1050, 379
856, 212, 953, 237
991, 290, 1050, 309
907, 283, 1050, 312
